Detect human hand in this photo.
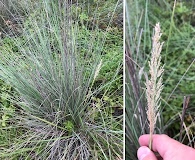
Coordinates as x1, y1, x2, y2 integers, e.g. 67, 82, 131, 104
137, 134, 195, 160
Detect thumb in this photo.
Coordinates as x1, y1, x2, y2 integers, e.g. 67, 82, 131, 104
137, 146, 157, 160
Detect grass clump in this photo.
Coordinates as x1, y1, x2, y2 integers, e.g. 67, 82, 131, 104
0, 0, 122, 159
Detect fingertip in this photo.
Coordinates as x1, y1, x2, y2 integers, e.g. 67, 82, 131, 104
138, 134, 150, 146
137, 146, 157, 160
137, 146, 150, 160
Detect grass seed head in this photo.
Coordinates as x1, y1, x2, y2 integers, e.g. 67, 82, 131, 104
146, 22, 164, 150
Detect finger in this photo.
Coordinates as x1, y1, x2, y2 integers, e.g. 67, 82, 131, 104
139, 134, 185, 157
137, 146, 157, 160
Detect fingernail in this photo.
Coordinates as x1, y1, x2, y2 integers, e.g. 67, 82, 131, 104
137, 146, 151, 160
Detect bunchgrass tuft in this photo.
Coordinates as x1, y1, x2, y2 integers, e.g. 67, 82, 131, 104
0, 0, 123, 159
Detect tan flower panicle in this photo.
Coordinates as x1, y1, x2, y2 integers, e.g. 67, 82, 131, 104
146, 23, 164, 150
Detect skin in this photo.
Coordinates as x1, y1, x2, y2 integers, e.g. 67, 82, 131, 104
137, 134, 195, 160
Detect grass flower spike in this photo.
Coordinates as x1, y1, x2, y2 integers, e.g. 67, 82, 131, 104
146, 23, 164, 150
